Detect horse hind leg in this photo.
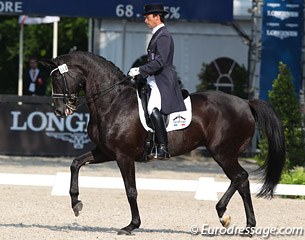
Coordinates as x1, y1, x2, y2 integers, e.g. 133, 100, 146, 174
70, 147, 112, 217
237, 179, 256, 229
215, 160, 256, 231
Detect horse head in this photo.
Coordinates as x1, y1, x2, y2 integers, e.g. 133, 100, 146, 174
40, 55, 85, 118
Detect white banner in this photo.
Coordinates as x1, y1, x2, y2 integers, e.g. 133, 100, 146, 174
19, 15, 60, 25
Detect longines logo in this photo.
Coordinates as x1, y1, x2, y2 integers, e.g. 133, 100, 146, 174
10, 111, 91, 149
46, 132, 91, 149
266, 30, 298, 39
267, 10, 298, 21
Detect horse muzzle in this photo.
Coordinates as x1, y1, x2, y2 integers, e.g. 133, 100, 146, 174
53, 96, 78, 117
54, 105, 75, 118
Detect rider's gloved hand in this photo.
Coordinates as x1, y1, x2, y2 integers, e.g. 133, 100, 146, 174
128, 67, 140, 78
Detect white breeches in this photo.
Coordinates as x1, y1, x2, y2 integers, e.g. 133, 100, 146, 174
147, 76, 161, 115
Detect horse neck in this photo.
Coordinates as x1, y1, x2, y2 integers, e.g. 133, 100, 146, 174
85, 84, 135, 127
83, 65, 128, 116
69, 53, 130, 118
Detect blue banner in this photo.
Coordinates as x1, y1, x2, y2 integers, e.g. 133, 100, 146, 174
260, 0, 304, 100
0, 0, 233, 22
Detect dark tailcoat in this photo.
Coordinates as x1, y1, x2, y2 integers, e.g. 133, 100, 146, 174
23, 68, 47, 96
139, 26, 186, 115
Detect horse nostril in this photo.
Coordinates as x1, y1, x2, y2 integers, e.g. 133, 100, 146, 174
54, 110, 62, 117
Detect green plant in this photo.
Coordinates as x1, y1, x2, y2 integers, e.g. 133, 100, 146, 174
280, 167, 305, 199
281, 167, 305, 185
256, 62, 305, 170
196, 62, 215, 91
255, 136, 268, 167
231, 64, 249, 99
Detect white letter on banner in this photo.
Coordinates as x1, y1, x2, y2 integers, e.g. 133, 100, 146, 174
66, 113, 85, 132
15, 2, 23, 13
10, 111, 27, 130
27, 112, 47, 132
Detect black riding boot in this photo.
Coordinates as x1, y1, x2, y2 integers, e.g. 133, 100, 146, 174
148, 108, 171, 160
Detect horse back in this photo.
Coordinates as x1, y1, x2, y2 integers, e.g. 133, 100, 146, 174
176, 90, 256, 157
190, 90, 253, 118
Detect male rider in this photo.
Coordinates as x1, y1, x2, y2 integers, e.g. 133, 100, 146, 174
128, 4, 186, 160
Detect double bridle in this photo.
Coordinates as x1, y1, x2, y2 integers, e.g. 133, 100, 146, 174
50, 63, 132, 110
50, 63, 78, 112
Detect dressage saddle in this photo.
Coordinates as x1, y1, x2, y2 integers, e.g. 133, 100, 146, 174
135, 76, 189, 162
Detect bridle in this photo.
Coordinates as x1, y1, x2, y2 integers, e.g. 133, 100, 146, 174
50, 63, 132, 110
50, 64, 78, 112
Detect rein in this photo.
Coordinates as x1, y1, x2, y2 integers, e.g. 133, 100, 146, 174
85, 75, 132, 103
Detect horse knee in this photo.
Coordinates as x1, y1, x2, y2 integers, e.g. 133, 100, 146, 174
70, 156, 86, 173
70, 158, 78, 171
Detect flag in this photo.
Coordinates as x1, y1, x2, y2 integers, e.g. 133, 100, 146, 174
19, 15, 60, 25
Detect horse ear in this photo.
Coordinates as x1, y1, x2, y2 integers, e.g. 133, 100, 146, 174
39, 59, 57, 70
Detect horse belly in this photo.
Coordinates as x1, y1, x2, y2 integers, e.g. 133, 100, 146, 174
168, 123, 204, 156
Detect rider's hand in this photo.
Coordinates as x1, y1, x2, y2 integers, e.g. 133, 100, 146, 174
128, 67, 140, 78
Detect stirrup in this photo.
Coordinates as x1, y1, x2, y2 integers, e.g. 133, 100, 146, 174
148, 144, 171, 160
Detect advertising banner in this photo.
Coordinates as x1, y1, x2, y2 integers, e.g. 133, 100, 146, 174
0, 0, 233, 22
260, 0, 304, 100
0, 100, 94, 156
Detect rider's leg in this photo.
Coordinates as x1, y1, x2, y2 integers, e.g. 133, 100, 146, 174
146, 76, 170, 160
149, 107, 170, 159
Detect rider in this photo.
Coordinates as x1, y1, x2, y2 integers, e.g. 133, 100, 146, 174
128, 3, 186, 160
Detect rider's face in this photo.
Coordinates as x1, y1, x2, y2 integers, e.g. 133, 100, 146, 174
144, 14, 160, 29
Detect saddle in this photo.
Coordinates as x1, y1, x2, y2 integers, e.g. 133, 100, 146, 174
136, 79, 191, 162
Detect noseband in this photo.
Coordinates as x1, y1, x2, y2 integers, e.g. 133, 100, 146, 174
50, 64, 77, 112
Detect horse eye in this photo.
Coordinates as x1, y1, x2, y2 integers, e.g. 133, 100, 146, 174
52, 75, 61, 81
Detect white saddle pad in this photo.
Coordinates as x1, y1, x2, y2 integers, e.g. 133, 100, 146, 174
136, 91, 192, 132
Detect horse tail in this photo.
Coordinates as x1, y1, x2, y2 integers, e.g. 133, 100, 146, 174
248, 99, 285, 198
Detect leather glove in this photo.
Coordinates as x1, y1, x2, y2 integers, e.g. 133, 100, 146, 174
128, 67, 140, 78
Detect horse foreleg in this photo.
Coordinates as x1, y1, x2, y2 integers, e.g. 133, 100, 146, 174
70, 147, 112, 217
116, 158, 141, 235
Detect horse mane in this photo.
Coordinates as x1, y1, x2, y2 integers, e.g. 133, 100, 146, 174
69, 51, 126, 80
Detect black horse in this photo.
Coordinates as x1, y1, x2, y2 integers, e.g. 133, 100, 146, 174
41, 51, 285, 235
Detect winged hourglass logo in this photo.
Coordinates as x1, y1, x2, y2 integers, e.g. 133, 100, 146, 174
46, 132, 91, 149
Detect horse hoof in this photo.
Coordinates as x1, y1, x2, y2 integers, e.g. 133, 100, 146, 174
220, 215, 231, 228
241, 229, 253, 237
73, 201, 83, 217
117, 229, 132, 235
